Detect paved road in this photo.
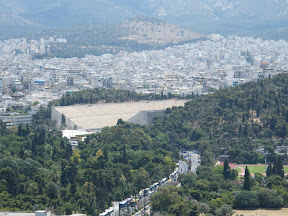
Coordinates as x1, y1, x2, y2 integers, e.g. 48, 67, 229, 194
182, 151, 201, 173
133, 204, 151, 216
178, 160, 189, 174
122, 152, 201, 216
190, 153, 201, 173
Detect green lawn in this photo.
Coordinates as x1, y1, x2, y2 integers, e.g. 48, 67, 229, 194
235, 165, 288, 174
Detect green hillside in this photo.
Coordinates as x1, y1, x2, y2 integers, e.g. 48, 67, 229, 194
152, 73, 288, 164
148, 73, 288, 216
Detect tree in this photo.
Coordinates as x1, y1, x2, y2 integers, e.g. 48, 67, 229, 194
209, 198, 224, 214
131, 168, 150, 190
151, 186, 179, 213
180, 174, 197, 189
151, 186, 199, 216
46, 182, 59, 201
234, 191, 259, 209
267, 157, 285, 178
122, 143, 128, 164
0, 167, 19, 196
61, 161, 68, 187
266, 163, 273, 177
223, 159, 231, 180
257, 189, 283, 208
267, 175, 288, 189
31, 139, 38, 157
201, 151, 216, 166
17, 124, 23, 137
61, 113, 66, 125
276, 156, 284, 178
61, 113, 67, 129
243, 166, 251, 191
231, 169, 238, 180
198, 202, 209, 214
170, 200, 199, 216
215, 204, 234, 216
11, 86, 16, 93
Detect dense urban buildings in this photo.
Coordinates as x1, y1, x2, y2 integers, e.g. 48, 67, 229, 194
0, 35, 288, 127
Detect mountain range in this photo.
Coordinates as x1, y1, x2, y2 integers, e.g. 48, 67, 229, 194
1, 0, 288, 39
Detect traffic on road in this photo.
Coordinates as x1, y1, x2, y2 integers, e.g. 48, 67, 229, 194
99, 150, 200, 216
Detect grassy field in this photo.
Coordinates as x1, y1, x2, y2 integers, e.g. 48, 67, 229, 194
235, 165, 288, 174
234, 208, 288, 216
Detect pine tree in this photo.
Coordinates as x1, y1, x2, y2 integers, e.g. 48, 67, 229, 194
223, 159, 231, 180
244, 166, 251, 191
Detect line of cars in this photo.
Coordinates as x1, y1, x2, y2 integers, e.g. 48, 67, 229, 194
99, 207, 114, 216
99, 163, 180, 216
139, 164, 179, 199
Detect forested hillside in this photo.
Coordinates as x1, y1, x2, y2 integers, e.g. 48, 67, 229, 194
154, 73, 288, 164
0, 122, 177, 215
149, 73, 288, 216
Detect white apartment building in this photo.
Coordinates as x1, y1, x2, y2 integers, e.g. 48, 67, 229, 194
0, 114, 32, 127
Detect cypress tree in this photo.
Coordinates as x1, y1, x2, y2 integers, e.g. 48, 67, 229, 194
26, 124, 30, 136
122, 143, 128, 164
41, 128, 46, 144
61, 162, 68, 187
52, 146, 57, 160
19, 146, 25, 159
65, 143, 73, 159
276, 156, 284, 178
223, 159, 231, 180
266, 163, 272, 177
244, 166, 251, 191
242, 113, 245, 122
17, 124, 22, 137
31, 139, 37, 157
61, 113, 66, 125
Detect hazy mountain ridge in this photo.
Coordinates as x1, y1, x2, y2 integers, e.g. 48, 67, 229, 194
1, 0, 288, 39
29, 17, 204, 58
150, 0, 288, 19
119, 17, 202, 44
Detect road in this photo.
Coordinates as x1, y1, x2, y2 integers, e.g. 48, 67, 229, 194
182, 151, 201, 173
178, 160, 189, 174
120, 152, 201, 216
133, 204, 151, 216
190, 153, 201, 173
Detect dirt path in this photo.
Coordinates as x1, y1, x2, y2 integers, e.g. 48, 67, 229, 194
234, 208, 288, 216
239, 167, 245, 175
